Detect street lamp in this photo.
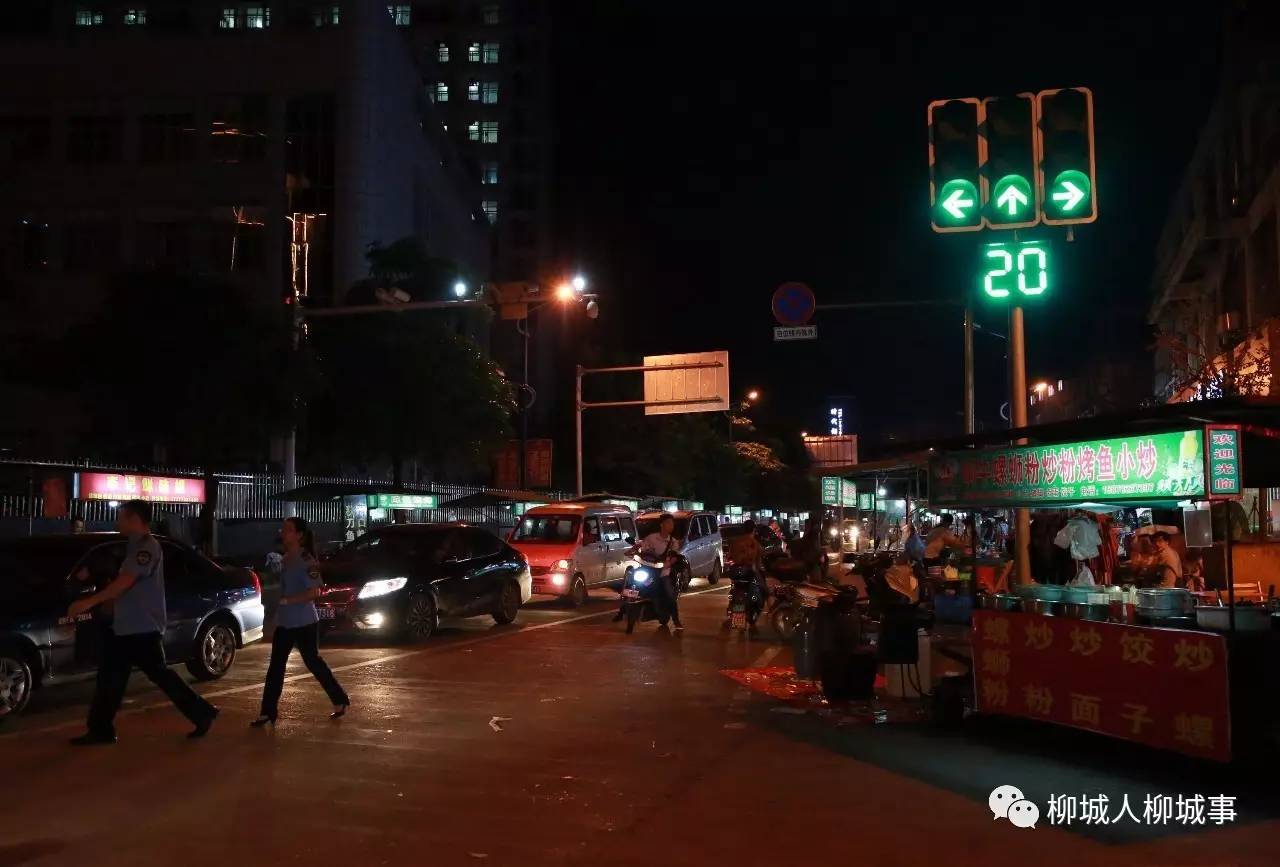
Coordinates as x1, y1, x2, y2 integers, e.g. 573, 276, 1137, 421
555, 283, 575, 302
453, 281, 468, 298
572, 274, 587, 292
746, 389, 760, 402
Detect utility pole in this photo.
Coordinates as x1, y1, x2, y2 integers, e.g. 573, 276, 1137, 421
964, 306, 975, 435
1009, 305, 1030, 583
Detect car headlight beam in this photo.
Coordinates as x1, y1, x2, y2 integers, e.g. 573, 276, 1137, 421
358, 577, 409, 599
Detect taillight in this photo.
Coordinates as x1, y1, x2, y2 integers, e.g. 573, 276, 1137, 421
250, 570, 262, 596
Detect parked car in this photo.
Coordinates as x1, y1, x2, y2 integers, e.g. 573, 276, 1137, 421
507, 503, 636, 606
315, 523, 531, 640
635, 510, 723, 589
0, 533, 265, 720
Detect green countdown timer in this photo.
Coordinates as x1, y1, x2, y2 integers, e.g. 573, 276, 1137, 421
981, 241, 1050, 301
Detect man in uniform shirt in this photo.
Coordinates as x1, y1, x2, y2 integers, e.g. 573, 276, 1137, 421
67, 499, 218, 745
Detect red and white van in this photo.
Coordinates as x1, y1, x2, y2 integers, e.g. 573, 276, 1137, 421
507, 503, 637, 607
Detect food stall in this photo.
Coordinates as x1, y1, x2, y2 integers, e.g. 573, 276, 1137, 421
925, 412, 1280, 762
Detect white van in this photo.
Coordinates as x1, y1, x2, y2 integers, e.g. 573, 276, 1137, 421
634, 510, 723, 590
507, 503, 637, 607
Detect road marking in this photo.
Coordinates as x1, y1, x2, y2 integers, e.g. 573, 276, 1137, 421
6, 584, 729, 738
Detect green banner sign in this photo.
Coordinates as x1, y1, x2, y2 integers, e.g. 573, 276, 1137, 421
930, 429, 1208, 507
821, 477, 857, 507
366, 493, 439, 510
1207, 426, 1241, 498
725, 505, 743, 516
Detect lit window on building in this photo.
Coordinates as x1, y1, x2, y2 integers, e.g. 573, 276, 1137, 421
482, 200, 498, 224
435, 82, 449, 103
245, 6, 269, 28
467, 81, 480, 102
482, 4, 500, 24
311, 4, 340, 27
468, 42, 481, 62
481, 121, 499, 143
481, 82, 499, 104
467, 122, 480, 142
482, 161, 499, 185
387, 5, 410, 26
75, 8, 105, 26
123, 8, 147, 25
220, 7, 237, 28
482, 42, 500, 64
437, 42, 450, 62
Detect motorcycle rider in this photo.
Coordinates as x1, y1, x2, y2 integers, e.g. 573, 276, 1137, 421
614, 512, 684, 629
724, 519, 767, 633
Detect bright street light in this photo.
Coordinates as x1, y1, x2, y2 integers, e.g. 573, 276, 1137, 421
555, 283, 575, 302
746, 389, 760, 402
877, 487, 887, 497
1033, 381, 1049, 393
453, 281, 468, 298
572, 274, 587, 292
800, 430, 808, 438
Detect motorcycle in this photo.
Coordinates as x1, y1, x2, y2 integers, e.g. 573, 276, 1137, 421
724, 564, 761, 632
620, 556, 670, 634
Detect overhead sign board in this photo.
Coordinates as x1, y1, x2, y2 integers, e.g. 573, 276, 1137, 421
804, 435, 857, 468
821, 477, 857, 508
774, 326, 816, 341
931, 430, 1207, 507
78, 472, 206, 504
771, 282, 816, 325
643, 351, 730, 416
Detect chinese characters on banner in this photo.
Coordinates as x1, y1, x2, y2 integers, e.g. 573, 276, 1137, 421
973, 611, 1231, 762
931, 429, 1207, 506
492, 439, 554, 490
1206, 425, 1242, 499
78, 472, 207, 505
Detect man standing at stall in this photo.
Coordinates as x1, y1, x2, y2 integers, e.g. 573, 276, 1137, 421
923, 513, 966, 565
1152, 532, 1183, 588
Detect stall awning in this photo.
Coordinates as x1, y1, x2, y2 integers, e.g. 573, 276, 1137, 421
269, 482, 425, 503
439, 490, 549, 509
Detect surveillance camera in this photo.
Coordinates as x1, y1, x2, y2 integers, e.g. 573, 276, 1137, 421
586, 300, 599, 319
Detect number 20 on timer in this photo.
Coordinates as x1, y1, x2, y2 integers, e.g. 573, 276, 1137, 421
981, 241, 1050, 301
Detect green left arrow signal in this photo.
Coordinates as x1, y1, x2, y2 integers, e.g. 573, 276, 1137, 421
934, 178, 979, 227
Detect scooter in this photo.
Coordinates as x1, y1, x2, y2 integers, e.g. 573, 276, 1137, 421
620, 556, 669, 634
724, 564, 762, 632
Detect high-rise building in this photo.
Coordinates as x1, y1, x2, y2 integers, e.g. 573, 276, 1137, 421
390, 1, 553, 282
0, 1, 489, 325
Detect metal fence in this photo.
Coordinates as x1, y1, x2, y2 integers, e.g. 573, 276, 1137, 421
0, 458, 571, 530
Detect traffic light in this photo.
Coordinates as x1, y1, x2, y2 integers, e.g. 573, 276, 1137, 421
982, 93, 1037, 229
928, 98, 981, 232
1037, 87, 1096, 224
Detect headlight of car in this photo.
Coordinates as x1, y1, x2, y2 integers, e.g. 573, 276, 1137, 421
632, 569, 651, 584
358, 577, 408, 599
555, 558, 572, 570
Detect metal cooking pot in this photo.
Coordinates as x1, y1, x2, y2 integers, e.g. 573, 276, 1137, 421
1023, 598, 1059, 617
1137, 588, 1193, 615
1195, 605, 1272, 633
978, 593, 1021, 612
1063, 601, 1110, 621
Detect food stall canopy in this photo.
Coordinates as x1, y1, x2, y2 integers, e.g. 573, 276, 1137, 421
439, 490, 551, 509
269, 482, 430, 503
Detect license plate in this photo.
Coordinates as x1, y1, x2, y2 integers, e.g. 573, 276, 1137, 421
316, 607, 336, 620
731, 612, 746, 629
622, 589, 640, 599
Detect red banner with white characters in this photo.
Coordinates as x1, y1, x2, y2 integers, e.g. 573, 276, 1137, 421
78, 472, 206, 504
972, 611, 1231, 762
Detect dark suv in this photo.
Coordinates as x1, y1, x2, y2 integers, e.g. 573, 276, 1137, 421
315, 524, 531, 641
0, 534, 265, 720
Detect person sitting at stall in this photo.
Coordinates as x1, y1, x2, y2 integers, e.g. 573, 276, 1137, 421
1181, 548, 1205, 592
923, 514, 965, 566
1152, 532, 1183, 588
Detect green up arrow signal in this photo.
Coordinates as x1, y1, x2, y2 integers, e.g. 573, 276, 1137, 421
989, 174, 1033, 223
935, 178, 979, 226
1047, 169, 1091, 216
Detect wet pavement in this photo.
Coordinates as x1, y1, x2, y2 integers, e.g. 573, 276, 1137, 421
2, 582, 1278, 867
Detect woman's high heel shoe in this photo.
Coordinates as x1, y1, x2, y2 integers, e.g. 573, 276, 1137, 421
249, 715, 276, 728
329, 704, 349, 721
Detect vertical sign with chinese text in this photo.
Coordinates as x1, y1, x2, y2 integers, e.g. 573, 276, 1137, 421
973, 611, 1230, 762
1206, 425, 1242, 499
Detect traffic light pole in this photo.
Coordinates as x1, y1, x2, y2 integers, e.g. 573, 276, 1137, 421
1009, 305, 1031, 584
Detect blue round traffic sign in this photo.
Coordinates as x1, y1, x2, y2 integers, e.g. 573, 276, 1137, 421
772, 282, 816, 326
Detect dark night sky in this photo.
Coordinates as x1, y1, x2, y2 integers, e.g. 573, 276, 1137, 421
549, 2, 1224, 448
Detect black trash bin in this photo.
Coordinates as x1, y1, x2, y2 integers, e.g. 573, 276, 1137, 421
818, 592, 877, 701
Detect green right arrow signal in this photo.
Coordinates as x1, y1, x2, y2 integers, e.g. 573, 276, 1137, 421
1047, 169, 1091, 216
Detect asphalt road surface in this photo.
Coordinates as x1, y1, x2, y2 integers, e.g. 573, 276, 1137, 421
2, 582, 1277, 867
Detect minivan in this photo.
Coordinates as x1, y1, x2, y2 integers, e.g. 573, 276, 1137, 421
634, 510, 723, 590
507, 503, 636, 607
